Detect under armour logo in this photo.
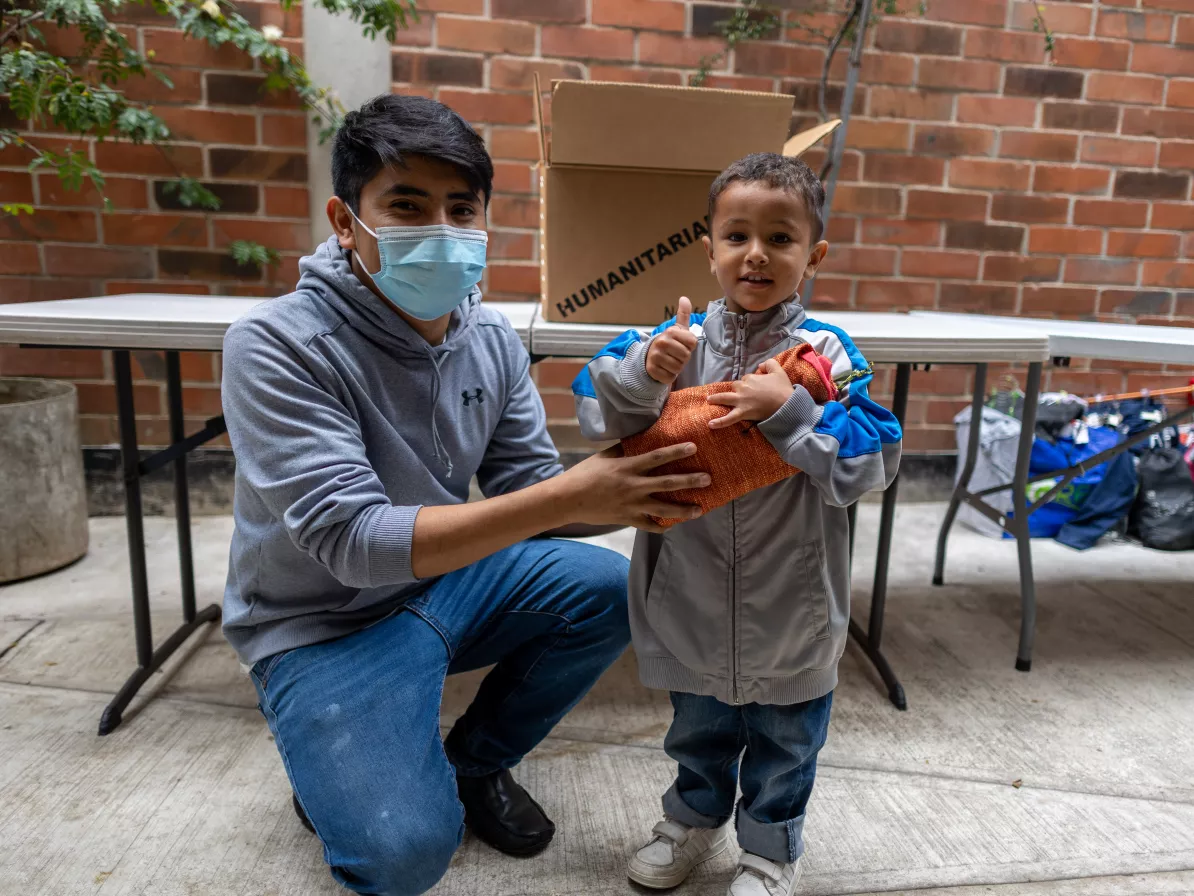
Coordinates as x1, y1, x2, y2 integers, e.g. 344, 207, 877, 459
462, 388, 484, 407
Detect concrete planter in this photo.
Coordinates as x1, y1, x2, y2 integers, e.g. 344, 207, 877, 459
0, 378, 89, 582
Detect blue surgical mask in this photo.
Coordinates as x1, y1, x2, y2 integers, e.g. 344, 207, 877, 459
350, 210, 488, 321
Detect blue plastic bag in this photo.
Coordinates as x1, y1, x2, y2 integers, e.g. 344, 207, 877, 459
1055, 451, 1137, 550
1022, 426, 1122, 538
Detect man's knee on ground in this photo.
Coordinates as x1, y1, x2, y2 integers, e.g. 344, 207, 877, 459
347, 808, 463, 896
576, 548, 632, 645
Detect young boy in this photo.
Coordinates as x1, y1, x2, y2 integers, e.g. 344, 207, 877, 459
573, 154, 902, 895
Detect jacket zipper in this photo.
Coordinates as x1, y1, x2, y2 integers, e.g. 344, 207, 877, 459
730, 313, 747, 705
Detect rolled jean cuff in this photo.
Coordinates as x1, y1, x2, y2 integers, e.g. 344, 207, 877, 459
735, 805, 805, 864
662, 783, 730, 830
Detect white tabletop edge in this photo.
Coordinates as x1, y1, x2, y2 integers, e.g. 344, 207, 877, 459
0, 296, 538, 353
911, 311, 1194, 365
2, 298, 1063, 363
531, 311, 1051, 363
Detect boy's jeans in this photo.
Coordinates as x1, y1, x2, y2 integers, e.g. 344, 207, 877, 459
249, 539, 630, 896
662, 691, 834, 864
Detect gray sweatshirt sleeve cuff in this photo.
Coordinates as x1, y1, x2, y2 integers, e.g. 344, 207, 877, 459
759, 386, 824, 452
366, 503, 422, 585
618, 336, 671, 403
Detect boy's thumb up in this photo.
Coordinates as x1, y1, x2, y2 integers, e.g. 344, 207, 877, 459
675, 296, 692, 330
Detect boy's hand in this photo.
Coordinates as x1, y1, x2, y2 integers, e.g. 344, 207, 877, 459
645, 296, 697, 385
707, 359, 794, 429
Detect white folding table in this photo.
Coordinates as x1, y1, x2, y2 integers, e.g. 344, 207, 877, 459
0, 296, 535, 734
912, 312, 1194, 674
533, 311, 1051, 709
0, 297, 1057, 724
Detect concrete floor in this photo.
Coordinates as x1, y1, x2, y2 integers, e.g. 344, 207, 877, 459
1, 503, 1193, 895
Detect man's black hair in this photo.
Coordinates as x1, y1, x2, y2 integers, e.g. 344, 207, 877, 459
332, 94, 494, 213
707, 153, 826, 242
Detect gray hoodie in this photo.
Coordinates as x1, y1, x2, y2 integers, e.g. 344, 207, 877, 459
221, 236, 561, 665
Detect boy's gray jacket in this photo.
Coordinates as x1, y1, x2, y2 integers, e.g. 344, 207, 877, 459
574, 299, 902, 705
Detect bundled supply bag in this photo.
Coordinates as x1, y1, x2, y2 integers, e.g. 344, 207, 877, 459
1092, 397, 1182, 455
621, 343, 837, 529
953, 405, 1020, 538
1129, 448, 1194, 551
1034, 392, 1088, 443
1023, 425, 1122, 538
1055, 450, 1137, 551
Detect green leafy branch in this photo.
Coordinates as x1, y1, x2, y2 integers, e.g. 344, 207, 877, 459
690, 0, 899, 87
1031, 3, 1056, 56
1, 123, 110, 206
693, 0, 1053, 96
1, 10, 173, 209
294, 0, 413, 43
230, 239, 280, 269
1, 0, 416, 272
691, 0, 782, 87
159, 175, 221, 211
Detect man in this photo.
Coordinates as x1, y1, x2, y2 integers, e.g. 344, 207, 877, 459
220, 93, 708, 896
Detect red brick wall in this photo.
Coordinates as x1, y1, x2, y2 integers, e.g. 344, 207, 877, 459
3, 0, 1193, 454
0, 0, 307, 447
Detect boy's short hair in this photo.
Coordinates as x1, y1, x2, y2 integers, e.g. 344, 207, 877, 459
707, 153, 826, 242
332, 94, 494, 213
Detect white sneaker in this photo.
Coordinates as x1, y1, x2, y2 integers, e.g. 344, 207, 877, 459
627, 815, 729, 889
728, 853, 802, 895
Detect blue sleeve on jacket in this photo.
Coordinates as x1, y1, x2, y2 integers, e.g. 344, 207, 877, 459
758, 319, 903, 506
801, 318, 902, 453
572, 312, 707, 441
571, 312, 707, 400
571, 329, 644, 400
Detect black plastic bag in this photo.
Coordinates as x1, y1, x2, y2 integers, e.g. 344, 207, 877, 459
1034, 393, 1088, 443
1129, 448, 1194, 551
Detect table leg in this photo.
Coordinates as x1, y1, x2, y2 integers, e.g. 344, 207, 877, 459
98, 350, 221, 736
847, 362, 910, 711
868, 363, 911, 647
1011, 361, 1043, 672
113, 351, 152, 667
933, 363, 988, 586
166, 352, 196, 623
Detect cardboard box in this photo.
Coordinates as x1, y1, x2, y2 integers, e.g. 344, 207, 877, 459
534, 79, 841, 325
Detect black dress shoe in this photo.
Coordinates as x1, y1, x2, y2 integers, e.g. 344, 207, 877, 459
456, 769, 555, 857
293, 793, 315, 834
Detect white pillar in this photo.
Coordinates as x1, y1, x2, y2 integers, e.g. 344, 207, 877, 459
303, 5, 392, 249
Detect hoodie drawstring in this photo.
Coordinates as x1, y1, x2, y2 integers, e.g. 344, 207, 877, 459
427, 347, 454, 477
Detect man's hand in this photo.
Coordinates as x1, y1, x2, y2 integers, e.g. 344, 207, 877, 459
645, 296, 697, 385
707, 359, 794, 430
559, 442, 710, 533
412, 443, 708, 578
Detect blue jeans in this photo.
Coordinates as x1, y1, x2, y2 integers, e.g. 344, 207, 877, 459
250, 539, 630, 896
662, 691, 833, 864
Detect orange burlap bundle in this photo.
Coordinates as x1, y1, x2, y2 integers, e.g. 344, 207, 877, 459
622, 343, 838, 529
